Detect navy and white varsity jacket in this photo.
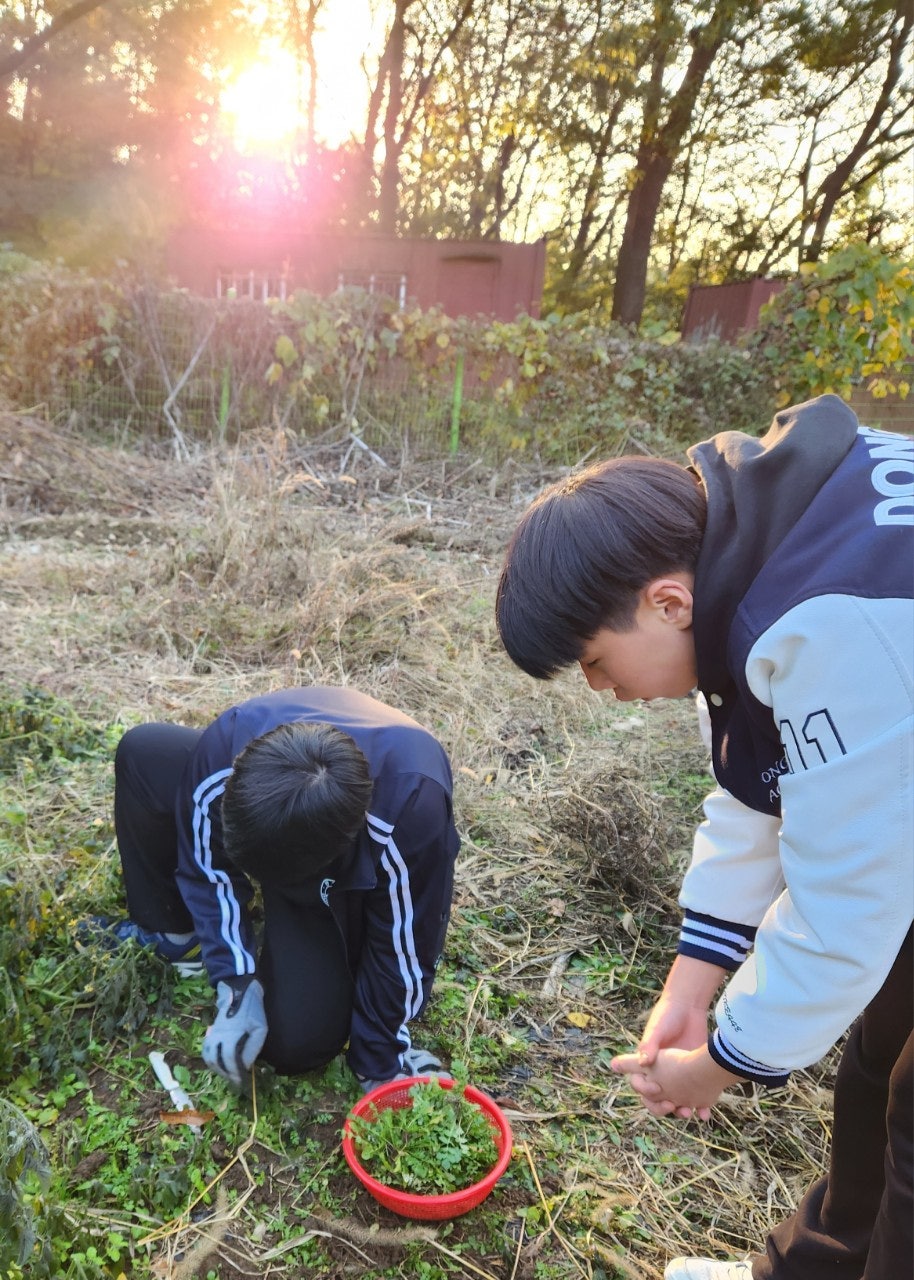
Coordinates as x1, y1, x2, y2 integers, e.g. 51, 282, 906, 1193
172, 686, 460, 1082
679, 395, 913, 1086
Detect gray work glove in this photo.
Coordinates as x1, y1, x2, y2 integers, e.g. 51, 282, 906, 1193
202, 976, 268, 1086
359, 1045, 452, 1094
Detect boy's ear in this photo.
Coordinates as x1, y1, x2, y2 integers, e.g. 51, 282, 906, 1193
642, 576, 694, 628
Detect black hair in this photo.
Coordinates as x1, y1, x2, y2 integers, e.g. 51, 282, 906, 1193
496, 456, 706, 679
221, 720, 373, 883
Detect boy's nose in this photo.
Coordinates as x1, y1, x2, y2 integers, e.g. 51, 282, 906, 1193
579, 661, 614, 693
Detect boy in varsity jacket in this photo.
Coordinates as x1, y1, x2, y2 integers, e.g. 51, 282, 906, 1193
496, 395, 912, 1280
104, 686, 460, 1090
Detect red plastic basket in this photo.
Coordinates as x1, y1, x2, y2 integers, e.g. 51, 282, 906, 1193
342, 1076, 513, 1220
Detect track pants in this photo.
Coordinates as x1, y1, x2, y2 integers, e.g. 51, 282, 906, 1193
754, 925, 913, 1280
114, 722, 354, 1073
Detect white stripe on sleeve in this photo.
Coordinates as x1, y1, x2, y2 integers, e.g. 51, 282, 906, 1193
191, 768, 254, 975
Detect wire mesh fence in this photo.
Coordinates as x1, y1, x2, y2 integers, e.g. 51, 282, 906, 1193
7, 281, 499, 460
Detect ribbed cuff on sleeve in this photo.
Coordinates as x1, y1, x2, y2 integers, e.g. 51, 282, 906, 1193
677, 909, 757, 971
708, 1028, 790, 1088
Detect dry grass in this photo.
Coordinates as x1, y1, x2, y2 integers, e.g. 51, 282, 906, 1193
0, 410, 836, 1279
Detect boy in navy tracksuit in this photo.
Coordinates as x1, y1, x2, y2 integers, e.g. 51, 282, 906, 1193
496, 396, 913, 1280
107, 686, 460, 1091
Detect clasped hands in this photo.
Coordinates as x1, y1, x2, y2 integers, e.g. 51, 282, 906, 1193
610, 989, 739, 1121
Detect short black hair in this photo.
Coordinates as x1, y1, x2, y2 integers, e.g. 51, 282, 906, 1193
221, 720, 373, 883
496, 457, 706, 678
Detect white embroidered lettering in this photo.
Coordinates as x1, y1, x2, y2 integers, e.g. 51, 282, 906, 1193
860, 428, 914, 526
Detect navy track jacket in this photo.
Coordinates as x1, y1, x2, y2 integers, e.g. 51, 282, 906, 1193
679, 396, 913, 1086
172, 687, 460, 1082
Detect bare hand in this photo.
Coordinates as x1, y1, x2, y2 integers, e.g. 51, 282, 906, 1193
637, 993, 712, 1064
612, 1046, 739, 1120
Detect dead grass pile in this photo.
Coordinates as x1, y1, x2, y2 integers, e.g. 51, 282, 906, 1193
0, 409, 209, 522
539, 770, 679, 912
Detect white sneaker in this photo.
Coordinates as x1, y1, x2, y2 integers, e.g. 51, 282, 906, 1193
664, 1261, 753, 1280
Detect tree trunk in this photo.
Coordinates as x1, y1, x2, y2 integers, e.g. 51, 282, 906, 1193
611, 153, 675, 325
611, 1, 742, 327
303, 0, 322, 154
377, 0, 409, 233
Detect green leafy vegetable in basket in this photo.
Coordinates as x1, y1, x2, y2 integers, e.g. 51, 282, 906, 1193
349, 1071, 499, 1195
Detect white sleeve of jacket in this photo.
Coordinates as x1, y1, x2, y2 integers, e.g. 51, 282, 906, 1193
681, 786, 784, 934
714, 593, 913, 1074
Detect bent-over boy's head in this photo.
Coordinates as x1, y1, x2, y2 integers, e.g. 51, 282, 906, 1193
222, 721, 373, 884
496, 457, 706, 680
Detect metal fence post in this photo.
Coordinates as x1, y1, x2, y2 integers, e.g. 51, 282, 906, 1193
450, 350, 465, 455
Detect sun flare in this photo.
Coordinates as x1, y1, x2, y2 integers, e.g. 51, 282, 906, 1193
220, 47, 302, 150
219, 3, 377, 153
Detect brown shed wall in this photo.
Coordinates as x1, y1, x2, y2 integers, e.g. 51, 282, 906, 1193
166, 228, 546, 321
682, 278, 786, 341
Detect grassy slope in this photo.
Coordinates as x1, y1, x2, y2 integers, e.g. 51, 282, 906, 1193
0, 414, 835, 1280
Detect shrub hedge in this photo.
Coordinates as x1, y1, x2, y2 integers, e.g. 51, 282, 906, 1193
0, 247, 908, 463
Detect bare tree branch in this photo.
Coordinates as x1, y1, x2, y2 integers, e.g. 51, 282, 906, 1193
0, 0, 112, 80
803, 6, 913, 261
